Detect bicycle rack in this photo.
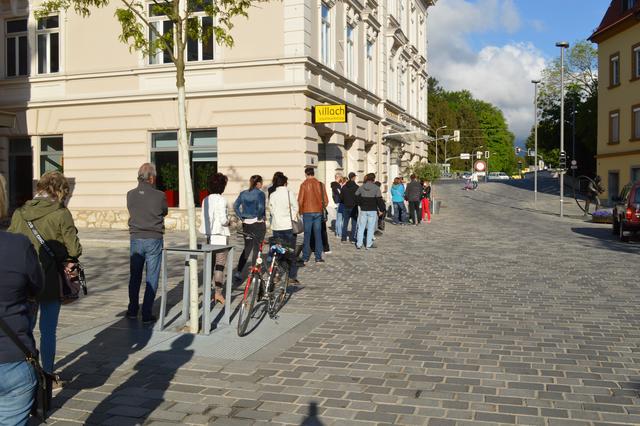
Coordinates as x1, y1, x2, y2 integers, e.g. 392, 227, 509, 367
156, 244, 234, 335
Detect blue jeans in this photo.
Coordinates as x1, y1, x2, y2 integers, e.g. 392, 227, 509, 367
0, 361, 37, 426
272, 230, 298, 279
334, 205, 344, 236
393, 202, 407, 224
357, 210, 378, 248
302, 213, 323, 261
341, 207, 358, 242
31, 300, 61, 374
128, 238, 163, 320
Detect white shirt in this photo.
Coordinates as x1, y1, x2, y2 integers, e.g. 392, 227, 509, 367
268, 187, 298, 231
199, 194, 230, 244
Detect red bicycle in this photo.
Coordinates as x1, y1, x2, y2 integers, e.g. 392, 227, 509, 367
237, 234, 294, 336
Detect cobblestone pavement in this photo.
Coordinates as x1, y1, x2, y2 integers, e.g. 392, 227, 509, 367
43, 180, 640, 426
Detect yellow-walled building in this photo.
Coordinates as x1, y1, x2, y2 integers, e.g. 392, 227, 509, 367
590, 0, 640, 201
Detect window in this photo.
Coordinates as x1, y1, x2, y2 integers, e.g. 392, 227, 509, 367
40, 136, 63, 174
610, 54, 620, 87
398, 68, 405, 107
187, 0, 214, 62
622, 0, 636, 11
633, 44, 640, 80
148, 4, 174, 65
632, 167, 640, 183
321, 3, 331, 66
151, 130, 218, 207
37, 16, 59, 74
366, 40, 374, 90
6, 18, 28, 77
608, 171, 619, 203
9, 138, 33, 209
632, 105, 640, 140
346, 24, 355, 79
398, 0, 405, 28
388, 64, 395, 101
610, 111, 620, 144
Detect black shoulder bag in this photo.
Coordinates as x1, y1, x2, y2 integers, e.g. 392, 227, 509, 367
0, 318, 53, 421
25, 220, 87, 304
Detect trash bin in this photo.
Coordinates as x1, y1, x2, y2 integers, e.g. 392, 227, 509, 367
431, 199, 441, 214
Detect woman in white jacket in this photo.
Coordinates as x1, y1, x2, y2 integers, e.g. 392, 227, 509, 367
268, 175, 300, 284
199, 173, 230, 304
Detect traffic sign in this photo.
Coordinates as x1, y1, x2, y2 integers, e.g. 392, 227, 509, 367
571, 160, 578, 170
460, 153, 471, 160
474, 160, 487, 172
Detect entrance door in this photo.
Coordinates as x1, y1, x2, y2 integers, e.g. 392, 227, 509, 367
9, 138, 33, 209
608, 171, 619, 203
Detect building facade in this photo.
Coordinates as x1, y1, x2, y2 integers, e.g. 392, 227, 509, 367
0, 0, 435, 229
590, 0, 640, 201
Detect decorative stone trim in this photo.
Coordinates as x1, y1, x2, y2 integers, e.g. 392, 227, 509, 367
346, 4, 361, 26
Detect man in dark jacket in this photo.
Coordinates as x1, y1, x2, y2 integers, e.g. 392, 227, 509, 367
339, 172, 359, 242
355, 173, 385, 249
0, 231, 43, 426
405, 174, 422, 225
127, 163, 168, 324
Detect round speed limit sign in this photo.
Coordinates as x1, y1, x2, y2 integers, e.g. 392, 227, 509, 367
474, 160, 487, 172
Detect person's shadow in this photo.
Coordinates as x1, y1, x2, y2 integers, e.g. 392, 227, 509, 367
84, 333, 194, 425
301, 402, 324, 426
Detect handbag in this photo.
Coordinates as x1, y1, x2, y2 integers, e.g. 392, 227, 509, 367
25, 220, 87, 304
318, 182, 328, 222
0, 317, 54, 421
287, 190, 304, 235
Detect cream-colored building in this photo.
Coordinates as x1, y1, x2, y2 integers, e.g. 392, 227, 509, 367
590, 0, 640, 201
0, 0, 435, 229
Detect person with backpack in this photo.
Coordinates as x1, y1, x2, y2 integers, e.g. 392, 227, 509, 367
8, 171, 82, 391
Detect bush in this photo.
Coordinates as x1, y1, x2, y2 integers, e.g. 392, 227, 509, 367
407, 163, 442, 183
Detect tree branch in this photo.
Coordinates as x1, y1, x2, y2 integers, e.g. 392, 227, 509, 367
121, 0, 177, 64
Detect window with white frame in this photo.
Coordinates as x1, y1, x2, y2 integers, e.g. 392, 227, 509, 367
388, 63, 396, 101
633, 45, 640, 80
321, 3, 331, 66
148, 4, 174, 65
366, 40, 374, 91
187, 0, 214, 62
40, 136, 63, 174
36, 16, 59, 74
346, 24, 355, 79
6, 18, 28, 77
151, 130, 218, 207
398, 0, 405, 29
610, 54, 620, 87
398, 67, 405, 107
610, 111, 620, 143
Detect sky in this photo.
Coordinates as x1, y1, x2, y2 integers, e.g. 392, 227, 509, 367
427, 0, 611, 145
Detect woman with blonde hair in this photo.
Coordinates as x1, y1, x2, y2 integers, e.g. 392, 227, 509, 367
9, 171, 82, 390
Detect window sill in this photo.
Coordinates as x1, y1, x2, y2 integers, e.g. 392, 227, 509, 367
608, 141, 621, 145
608, 84, 621, 89
631, 77, 640, 82
630, 138, 640, 142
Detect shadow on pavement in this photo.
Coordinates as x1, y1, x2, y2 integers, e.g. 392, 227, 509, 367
301, 401, 324, 426
571, 227, 640, 254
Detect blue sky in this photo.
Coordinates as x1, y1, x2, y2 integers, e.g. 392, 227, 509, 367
428, 0, 610, 143
468, 1, 610, 58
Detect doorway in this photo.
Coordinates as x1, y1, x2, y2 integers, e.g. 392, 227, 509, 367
9, 137, 33, 209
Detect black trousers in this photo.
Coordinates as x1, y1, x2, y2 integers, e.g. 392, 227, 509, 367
237, 222, 266, 273
408, 201, 422, 224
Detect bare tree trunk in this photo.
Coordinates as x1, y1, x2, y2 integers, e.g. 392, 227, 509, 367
175, 0, 200, 333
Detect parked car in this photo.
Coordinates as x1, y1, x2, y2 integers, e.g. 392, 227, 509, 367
612, 181, 640, 242
488, 172, 510, 181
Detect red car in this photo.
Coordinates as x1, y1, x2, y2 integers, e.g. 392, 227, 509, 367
612, 181, 640, 242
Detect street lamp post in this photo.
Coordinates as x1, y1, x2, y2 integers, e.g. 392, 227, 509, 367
556, 41, 569, 218
435, 125, 447, 165
532, 79, 541, 207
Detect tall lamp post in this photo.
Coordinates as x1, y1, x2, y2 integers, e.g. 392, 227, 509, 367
556, 41, 569, 218
532, 79, 541, 206
435, 125, 447, 165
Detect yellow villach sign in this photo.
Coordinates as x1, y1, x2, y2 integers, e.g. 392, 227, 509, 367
312, 104, 348, 124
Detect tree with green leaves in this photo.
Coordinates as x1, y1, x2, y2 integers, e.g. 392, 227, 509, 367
36, 0, 255, 332
526, 40, 598, 175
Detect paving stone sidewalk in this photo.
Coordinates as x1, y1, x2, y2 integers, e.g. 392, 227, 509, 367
42, 180, 640, 426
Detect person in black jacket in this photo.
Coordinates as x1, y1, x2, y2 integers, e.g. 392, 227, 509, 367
0, 182, 44, 426
355, 173, 385, 249
339, 172, 359, 242
405, 174, 422, 225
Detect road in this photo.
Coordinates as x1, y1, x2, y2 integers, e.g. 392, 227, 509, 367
46, 180, 640, 425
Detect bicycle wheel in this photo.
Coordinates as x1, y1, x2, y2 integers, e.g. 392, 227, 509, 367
237, 274, 260, 336
272, 262, 290, 315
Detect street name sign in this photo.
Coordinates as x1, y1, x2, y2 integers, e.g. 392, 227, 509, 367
460, 153, 471, 160
312, 104, 348, 124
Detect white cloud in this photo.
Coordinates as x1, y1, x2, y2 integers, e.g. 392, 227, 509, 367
428, 0, 547, 142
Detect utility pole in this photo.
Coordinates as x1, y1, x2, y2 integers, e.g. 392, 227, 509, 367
532, 79, 540, 206
556, 41, 569, 218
